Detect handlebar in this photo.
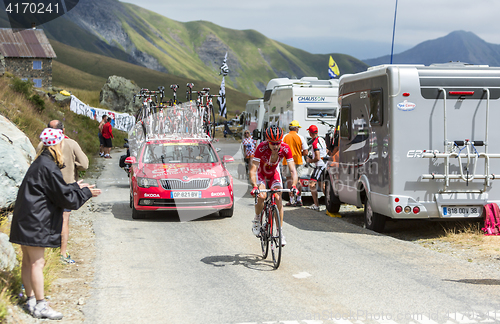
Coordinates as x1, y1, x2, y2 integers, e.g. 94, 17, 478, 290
257, 189, 291, 193
316, 118, 335, 127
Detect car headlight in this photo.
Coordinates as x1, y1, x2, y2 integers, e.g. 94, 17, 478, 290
213, 176, 230, 187
137, 177, 158, 188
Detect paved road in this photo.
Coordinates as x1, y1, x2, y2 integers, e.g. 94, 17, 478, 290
83, 145, 500, 324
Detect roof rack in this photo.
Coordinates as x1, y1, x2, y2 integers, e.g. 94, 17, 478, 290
145, 132, 211, 142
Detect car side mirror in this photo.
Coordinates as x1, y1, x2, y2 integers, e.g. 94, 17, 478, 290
125, 156, 136, 164
222, 155, 234, 163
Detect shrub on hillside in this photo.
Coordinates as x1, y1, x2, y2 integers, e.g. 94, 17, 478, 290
29, 94, 45, 112
10, 78, 33, 97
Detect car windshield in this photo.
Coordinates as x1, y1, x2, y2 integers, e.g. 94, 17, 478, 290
142, 143, 218, 164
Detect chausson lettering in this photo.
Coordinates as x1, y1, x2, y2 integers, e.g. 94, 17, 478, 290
297, 96, 326, 103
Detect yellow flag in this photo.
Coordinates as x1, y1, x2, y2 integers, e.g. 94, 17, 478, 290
328, 56, 340, 79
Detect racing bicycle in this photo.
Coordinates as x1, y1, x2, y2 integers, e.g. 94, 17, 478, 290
254, 188, 291, 269
197, 88, 216, 140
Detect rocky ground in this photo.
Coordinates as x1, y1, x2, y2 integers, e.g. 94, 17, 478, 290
6, 159, 500, 323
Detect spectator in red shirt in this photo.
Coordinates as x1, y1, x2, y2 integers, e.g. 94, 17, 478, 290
102, 118, 113, 158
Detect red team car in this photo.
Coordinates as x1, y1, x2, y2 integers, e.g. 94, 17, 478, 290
125, 138, 234, 219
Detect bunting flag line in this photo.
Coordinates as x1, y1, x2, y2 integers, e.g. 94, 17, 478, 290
219, 52, 229, 76
217, 77, 227, 118
328, 55, 340, 79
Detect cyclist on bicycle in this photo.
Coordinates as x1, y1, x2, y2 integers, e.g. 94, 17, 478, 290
249, 125, 298, 246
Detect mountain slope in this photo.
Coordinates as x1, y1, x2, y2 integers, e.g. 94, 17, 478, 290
364, 31, 500, 67
50, 39, 254, 114
33, 0, 367, 97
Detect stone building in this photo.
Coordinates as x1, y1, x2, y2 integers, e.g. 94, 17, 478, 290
0, 28, 57, 88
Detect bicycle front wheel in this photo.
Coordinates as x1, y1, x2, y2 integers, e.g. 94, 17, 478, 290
269, 204, 282, 269
260, 210, 269, 259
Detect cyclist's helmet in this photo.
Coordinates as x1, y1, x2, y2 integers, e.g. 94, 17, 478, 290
265, 125, 284, 142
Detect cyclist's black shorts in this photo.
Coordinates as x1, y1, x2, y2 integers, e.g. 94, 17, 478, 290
310, 165, 325, 181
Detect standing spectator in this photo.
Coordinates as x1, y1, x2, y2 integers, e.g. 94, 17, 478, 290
48, 120, 89, 264
282, 120, 308, 207
102, 117, 114, 158
98, 115, 107, 157
305, 125, 327, 211
10, 128, 101, 320
241, 130, 257, 175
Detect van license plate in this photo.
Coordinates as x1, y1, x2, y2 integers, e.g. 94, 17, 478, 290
171, 191, 202, 199
442, 206, 481, 217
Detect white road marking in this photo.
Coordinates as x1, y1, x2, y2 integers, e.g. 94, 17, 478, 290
293, 272, 312, 279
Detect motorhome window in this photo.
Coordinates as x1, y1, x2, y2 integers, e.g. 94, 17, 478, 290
264, 90, 272, 102
369, 89, 383, 125
307, 108, 336, 118
340, 105, 351, 139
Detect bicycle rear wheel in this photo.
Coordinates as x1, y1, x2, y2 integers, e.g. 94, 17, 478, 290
259, 210, 269, 259
207, 104, 216, 139
269, 205, 282, 269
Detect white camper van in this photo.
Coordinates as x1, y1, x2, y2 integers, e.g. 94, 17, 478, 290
263, 77, 339, 138
326, 63, 500, 232
243, 98, 265, 134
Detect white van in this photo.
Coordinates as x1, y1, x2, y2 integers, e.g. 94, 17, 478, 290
326, 63, 500, 232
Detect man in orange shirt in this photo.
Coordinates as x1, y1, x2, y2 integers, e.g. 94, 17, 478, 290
282, 120, 308, 206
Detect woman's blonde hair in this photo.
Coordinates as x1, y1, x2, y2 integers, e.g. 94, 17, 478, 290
35, 141, 64, 168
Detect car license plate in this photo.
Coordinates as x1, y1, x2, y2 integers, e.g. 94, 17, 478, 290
171, 191, 202, 199
442, 206, 481, 217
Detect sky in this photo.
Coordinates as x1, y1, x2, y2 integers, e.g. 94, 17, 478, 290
120, 0, 500, 60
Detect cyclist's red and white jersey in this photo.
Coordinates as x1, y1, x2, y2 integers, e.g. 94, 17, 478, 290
253, 141, 293, 178
311, 136, 327, 167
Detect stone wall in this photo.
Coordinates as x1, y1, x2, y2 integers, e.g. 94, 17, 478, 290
4, 57, 53, 88
0, 53, 5, 75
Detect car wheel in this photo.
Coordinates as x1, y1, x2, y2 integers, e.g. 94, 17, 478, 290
325, 176, 341, 213
132, 204, 146, 219
129, 193, 133, 209
364, 195, 386, 232
219, 205, 234, 217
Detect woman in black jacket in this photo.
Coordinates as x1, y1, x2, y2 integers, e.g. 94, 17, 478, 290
9, 128, 101, 320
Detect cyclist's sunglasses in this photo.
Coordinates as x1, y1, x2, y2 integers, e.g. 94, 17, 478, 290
269, 141, 281, 146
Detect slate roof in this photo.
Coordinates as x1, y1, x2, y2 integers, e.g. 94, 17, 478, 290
0, 28, 56, 58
